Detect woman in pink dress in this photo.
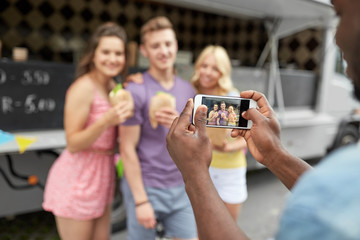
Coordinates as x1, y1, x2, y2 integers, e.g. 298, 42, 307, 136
42, 23, 133, 240
207, 104, 219, 125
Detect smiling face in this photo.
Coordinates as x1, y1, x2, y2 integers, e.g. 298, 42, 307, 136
92, 36, 125, 78
333, 0, 360, 100
220, 102, 226, 111
140, 28, 178, 72
213, 104, 218, 111
198, 54, 222, 91
228, 106, 234, 113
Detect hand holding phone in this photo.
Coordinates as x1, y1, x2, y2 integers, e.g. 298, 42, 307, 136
193, 94, 257, 129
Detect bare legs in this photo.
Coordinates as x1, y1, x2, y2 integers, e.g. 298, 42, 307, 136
55, 204, 111, 240
224, 202, 243, 221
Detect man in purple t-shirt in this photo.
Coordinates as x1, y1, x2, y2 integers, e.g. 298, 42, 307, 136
217, 101, 229, 126
119, 16, 198, 239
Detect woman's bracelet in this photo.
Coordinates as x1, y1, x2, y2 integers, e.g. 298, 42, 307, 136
135, 200, 149, 207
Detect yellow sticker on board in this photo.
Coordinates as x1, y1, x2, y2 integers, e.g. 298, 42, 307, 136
15, 135, 37, 154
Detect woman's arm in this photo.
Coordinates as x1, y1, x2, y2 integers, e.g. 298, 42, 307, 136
212, 136, 246, 153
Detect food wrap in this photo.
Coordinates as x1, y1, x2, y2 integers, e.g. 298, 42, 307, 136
149, 91, 176, 129
109, 83, 134, 115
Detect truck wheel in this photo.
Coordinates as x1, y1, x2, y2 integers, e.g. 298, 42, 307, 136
111, 180, 127, 233
334, 124, 359, 149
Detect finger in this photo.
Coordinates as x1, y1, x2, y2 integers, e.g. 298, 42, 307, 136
155, 111, 173, 121
188, 123, 196, 132
166, 117, 179, 149
150, 219, 157, 229
143, 221, 150, 229
115, 101, 128, 110
134, 72, 144, 84
168, 116, 179, 139
177, 98, 194, 130
240, 90, 259, 99
145, 222, 153, 229
142, 216, 156, 229
230, 129, 240, 138
118, 104, 134, 118
231, 129, 250, 139
157, 107, 177, 114
194, 105, 208, 137
240, 90, 270, 109
242, 108, 266, 125
241, 90, 275, 118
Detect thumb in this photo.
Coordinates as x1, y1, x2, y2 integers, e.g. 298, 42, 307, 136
242, 108, 265, 124
194, 105, 208, 137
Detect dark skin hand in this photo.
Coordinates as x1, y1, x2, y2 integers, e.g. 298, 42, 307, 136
167, 99, 249, 240
231, 90, 282, 164
167, 99, 213, 183
232, 90, 312, 190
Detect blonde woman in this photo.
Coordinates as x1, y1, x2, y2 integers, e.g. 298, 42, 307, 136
190, 45, 248, 221
227, 106, 237, 127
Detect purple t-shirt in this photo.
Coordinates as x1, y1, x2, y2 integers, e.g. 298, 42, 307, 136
122, 71, 195, 188
217, 109, 228, 126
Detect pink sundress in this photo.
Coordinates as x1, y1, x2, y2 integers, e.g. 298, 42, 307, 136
42, 84, 117, 220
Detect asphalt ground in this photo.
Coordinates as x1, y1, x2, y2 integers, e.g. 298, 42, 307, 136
0, 211, 59, 240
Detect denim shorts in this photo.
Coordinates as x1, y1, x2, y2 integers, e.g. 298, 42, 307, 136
121, 178, 197, 239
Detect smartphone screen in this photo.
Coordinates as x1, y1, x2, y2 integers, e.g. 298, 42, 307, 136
200, 95, 250, 128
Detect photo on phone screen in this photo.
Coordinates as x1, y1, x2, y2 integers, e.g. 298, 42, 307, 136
193, 94, 255, 129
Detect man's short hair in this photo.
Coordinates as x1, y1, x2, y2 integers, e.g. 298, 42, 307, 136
140, 16, 174, 43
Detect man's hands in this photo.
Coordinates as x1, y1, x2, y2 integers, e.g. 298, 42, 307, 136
167, 90, 308, 194
166, 91, 279, 181
231, 90, 283, 166
166, 99, 212, 183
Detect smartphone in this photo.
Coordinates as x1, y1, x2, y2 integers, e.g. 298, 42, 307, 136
193, 94, 257, 129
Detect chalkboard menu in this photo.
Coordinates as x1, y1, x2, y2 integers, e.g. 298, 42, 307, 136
0, 60, 75, 131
